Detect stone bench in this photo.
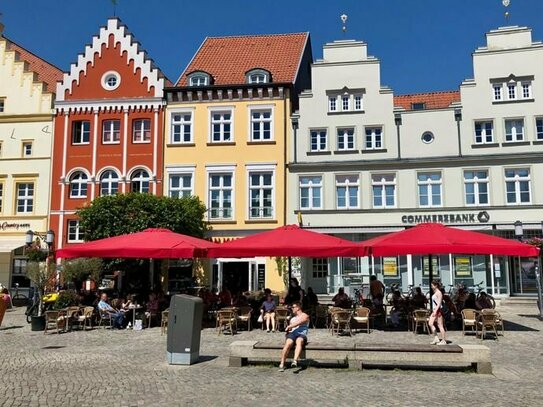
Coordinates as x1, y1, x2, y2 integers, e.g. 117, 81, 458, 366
229, 341, 491, 374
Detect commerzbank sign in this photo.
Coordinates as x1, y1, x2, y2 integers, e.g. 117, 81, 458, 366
401, 211, 490, 225
1, 221, 31, 231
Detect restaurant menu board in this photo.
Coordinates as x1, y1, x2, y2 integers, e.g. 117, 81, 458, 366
455, 256, 472, 277
383, 257, 398, 277
423, 257, 439, 277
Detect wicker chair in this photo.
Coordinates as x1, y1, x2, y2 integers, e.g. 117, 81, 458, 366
161, 310, 169, 336
476, 309, 500, 340
410, 309, 430, 334
97, 309, 114, 329
236, 306, 253, 331
330, 309, 353, 336
65, 306, 82, 331
216, 309, 237, 335
461, 308, 477, 335
275, 307, 291, 331
312, 304, 329, 329
75, 306, 94, 330
44, 310, 67, 334
353, 307, 371, 334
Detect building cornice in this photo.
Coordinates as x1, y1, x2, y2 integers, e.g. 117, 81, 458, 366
54, 98, 165, 114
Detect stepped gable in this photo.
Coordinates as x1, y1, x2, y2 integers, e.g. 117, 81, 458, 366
2, 36, 63, 93
177, 32, 309, 86
56, 18, 169, 101
394, 90, 460, 111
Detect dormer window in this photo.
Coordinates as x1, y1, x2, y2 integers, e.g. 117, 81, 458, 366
188, 72, 211, 87
246, 69, 271, 84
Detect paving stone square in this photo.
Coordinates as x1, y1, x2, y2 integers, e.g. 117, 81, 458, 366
2, 304, 543, 407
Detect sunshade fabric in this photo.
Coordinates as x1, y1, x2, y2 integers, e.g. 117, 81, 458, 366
360, 223, 539, 257
56, 228, 217, 259
207, 224, 361, 258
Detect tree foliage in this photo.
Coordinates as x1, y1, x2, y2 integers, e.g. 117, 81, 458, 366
76, 193, 209, 241
62, 258, 103, 287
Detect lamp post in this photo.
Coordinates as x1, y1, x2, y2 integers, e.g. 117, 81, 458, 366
538, 222, 543, 319
514, 221, 523, 241
25, 229, 56, 290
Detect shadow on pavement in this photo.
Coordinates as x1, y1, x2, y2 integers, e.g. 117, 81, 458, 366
503, 320, 539, 332
0, 325, 24, 331
195, 355, 218, 364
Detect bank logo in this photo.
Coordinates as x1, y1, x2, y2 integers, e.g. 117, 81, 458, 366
477, 211, 490, 223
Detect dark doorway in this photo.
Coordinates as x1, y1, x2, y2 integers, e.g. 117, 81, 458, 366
222, 262, 249, 293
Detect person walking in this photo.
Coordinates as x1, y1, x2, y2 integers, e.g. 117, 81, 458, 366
278, 301, 309, 373
428, 280, 447, 345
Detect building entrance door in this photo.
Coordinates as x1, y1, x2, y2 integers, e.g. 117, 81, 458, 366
510, 256, 539, 295
221, 261, 250, 293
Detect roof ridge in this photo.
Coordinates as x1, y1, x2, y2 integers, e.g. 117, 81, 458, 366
3, 36, 63, 72
204, 32, 309, 40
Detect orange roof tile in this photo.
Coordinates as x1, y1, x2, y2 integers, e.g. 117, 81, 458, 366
394, 90, 460, 111
3, 36, 63, 93
177, 33, 309, 86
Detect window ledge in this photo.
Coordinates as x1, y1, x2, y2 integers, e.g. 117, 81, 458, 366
361, 148, 387, 154
206, 142, 236, 146
471, 143, 499, 148
247, 141, 276, 145
167, 143, 195, 147
244, 219, 278, 224
333, 149, 358, 155
500, 141, 531, 147
132, 141, 151, 144
71, 143, 91, 146
327, 110, 365, 115
492, 98, 534, 105
307, 151, 332, 156
532, 140, 543, 145
208, 219, 237, 225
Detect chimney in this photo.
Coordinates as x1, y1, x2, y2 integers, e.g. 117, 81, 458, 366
0, 23, 4, 36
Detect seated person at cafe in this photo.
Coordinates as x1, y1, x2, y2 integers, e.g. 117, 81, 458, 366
475, 292, 493, 310
145, 293, 159, 326
389, 290, 407, 327
303, 286, 319, 311
464, 292, 477, 310
332, 287, 352, 309
97, 293, 125, 329
218, 288, 232, 307
260, 293, 277, 332
369, 275, 385, 305
410, 287, 428, 309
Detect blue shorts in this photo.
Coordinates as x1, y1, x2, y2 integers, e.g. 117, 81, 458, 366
286, 331, 307, 344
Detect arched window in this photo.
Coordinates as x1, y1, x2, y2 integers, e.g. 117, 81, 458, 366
100, 170, 119, 196
188, 72, 211, 87
246, 69, 271, 84
131, 170, 150, 193
69, 172, 88, 198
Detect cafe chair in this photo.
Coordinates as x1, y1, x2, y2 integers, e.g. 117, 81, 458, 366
161, 310, 169, 336
216, 309, 237, 335
44, 310, 67, 334
236, 306, 253, 331
353, 307, 371, 334
461, 308, 477, 336
410, 309, 430, 334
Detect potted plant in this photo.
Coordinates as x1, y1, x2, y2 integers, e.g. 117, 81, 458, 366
26, 244, 56, 331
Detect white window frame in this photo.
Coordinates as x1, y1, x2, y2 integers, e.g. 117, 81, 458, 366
247, 164, 276, 220
364, 127, 383, 150
171, 110, 194, 144
0, 182, 4, 213
507, 83, 517, 100
16, 182, 34, 213
312, 258, 329, 279
209, 107, 234, 143
299, 175, 323, 210
341, 95, 350, 111
99, 170, 119, 196
72, 120, 90, 145
69, 171, 88, 198
521, 82, 532, 99
536, 117, 543, 140
166, 165, 195, 199
188, 73, 209, 87
130, 169, 151, 193
67, 220, 84, 243
132, 119, 151, 143
310, 129, 327, 152
417, 172, 442, 208
464, 170, 489, 206
504, 118, 525, 142
206, 165, 235, 221
474, 121, 494, 144
335, 174, 359, 209
337, 128, 355, 151
328, 96, 338, 112
493, 84, 503, 101
354, 94, 363, 111
102, 119, 120, 144
248, 105, 274, 141
246, 69, 269, 84
505, 168, 531, 205
22, 141, 32, 157
0, 98, 4, 113
372, 173, 397, 209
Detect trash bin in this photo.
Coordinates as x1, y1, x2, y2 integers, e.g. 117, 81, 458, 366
167, 294, 204, 365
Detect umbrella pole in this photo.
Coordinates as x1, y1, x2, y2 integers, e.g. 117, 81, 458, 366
288, 257, 292, 285
150, 259, 155, 291
429, 254, 433, 311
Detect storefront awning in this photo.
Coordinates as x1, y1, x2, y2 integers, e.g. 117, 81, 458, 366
0, 239, 25, 253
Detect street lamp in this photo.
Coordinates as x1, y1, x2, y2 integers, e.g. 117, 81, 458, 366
514, 221, 523, 241
25, 229, 55, 248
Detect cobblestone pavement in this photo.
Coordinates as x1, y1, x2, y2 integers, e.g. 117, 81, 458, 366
1, 304, 542, 407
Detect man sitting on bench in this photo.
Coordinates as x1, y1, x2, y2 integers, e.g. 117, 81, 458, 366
279, 301, 309, 373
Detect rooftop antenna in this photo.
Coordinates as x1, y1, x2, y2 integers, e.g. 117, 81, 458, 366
111, 0, 118, 17
502, 0, 510, 24
340, 14, 348, 37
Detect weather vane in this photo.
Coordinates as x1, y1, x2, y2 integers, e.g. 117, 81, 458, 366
340, 14, 348, 36
502, 0, 510, 23
111, 0, 119, 17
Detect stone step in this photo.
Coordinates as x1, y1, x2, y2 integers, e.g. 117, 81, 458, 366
499, 297, 539, 306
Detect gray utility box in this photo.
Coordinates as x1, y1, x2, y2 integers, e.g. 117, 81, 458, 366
167, 294, 204, 365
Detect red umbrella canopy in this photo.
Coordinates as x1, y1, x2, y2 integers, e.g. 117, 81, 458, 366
56, 228, 217, 259
360, 223, 540, 257
207, 224, 361, 258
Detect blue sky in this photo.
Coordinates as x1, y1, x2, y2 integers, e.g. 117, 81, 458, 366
2, 0, 543, 94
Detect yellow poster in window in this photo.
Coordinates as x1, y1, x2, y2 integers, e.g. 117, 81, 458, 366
383, 257, 398, 277
455, 256, 472, 277
423, 257, 439, 277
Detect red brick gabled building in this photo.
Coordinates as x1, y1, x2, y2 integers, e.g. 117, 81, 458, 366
50, 18, 169, 249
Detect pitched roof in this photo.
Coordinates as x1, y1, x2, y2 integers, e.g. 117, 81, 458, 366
177, 33, 310, 86
394, 90, 460, 111
3, 36, 63, 93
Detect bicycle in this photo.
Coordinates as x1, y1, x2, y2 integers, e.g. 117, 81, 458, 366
468, 281, 496, 309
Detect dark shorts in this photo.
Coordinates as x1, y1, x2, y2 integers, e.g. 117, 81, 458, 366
286, 331, 307, 344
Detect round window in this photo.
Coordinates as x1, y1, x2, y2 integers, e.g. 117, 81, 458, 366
421, 132, 434, 144
101, 71, 121, 91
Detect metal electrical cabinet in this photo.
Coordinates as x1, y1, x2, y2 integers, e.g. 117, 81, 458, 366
167, 294, 204, 365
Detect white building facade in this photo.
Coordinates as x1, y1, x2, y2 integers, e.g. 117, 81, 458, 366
288, 26, 543, 297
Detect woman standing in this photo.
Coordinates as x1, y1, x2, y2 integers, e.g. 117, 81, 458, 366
428, 280, 447, 345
